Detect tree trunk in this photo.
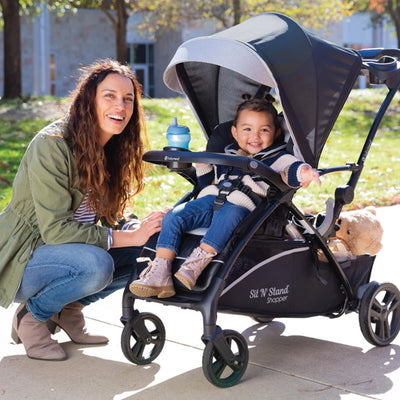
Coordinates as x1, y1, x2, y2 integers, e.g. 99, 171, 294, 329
232, 0, 241, 26
394, 9, 400, 47
1, 0, 22, 98
387, 0, 400, 47
116, 0, 129, 64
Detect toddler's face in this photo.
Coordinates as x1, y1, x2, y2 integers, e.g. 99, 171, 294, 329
231, 109, 278, 155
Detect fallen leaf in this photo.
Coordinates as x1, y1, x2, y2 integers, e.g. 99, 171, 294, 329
0, 176, 10, 185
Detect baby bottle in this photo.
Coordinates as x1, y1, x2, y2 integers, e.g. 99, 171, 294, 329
166, 117, 191, 150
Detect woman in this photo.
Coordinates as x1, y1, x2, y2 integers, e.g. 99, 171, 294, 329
0, 59, 165, 361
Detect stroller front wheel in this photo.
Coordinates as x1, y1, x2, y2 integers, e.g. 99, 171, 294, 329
359, 282, 400, 346
121, 312, 166, 364
202, 329, 249, 388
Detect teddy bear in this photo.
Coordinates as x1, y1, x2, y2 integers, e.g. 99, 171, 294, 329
323, 206, 384, 261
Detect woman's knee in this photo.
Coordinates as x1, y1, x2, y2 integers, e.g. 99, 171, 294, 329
78, 245, 114, 289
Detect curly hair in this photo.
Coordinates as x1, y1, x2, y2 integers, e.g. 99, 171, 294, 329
66, 59, 148, 225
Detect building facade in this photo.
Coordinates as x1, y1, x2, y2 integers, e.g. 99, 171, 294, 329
0, 10, 397, 98
0, 8, 186, 98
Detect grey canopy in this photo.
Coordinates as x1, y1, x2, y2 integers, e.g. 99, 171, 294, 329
163, 12, 362, 167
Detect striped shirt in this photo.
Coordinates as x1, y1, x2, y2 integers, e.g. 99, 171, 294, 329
74, 193, 140, 249
74, 193, 112, 248
74, 193, 96, 224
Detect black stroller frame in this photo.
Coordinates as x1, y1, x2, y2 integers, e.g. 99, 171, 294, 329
120, 13, 400, 387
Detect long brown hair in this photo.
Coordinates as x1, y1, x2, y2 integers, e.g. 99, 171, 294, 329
66, 59, 148, 225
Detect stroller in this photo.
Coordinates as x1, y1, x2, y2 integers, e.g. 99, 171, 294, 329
120, 13, 400, 387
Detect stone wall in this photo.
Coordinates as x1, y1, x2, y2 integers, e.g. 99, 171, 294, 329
49, 10, 116, 97
0, 9, 115, 98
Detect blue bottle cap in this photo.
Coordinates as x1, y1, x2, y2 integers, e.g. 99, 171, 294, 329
167, 117, 190, 134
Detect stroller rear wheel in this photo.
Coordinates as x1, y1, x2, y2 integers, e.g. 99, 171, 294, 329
202, 329, 249, 388
121, 312, 166, 364
359, 282, 400, 346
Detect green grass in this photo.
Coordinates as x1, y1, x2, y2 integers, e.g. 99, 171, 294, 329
297, 89, 400, 213
0, 118, 49, 206
1, 90, 400, 219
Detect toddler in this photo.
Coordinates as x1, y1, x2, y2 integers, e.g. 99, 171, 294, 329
130, 96, 320, 298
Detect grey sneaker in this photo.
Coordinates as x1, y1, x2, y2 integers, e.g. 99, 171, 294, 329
129, 258, 175, 298
174, 247, 216, 290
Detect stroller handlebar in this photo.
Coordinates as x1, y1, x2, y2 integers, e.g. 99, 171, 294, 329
358, 48, 400, 59
318, 163, 361, 176
359, 48, 400, 88
143, 150, 290, 191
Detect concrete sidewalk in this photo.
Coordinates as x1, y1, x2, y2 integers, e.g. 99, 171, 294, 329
1, 206, 399, 399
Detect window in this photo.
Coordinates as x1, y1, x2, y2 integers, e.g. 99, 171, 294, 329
127, 43, 155, 98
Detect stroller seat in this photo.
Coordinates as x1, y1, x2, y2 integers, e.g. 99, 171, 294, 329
167, 114, 292, 294
164, 114, 294, 293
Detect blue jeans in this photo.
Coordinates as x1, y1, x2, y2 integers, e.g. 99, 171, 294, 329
14, 243, 142, 321
156, 195, 250, 254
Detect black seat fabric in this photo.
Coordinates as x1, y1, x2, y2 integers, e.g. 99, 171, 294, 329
206, 120, 234, 153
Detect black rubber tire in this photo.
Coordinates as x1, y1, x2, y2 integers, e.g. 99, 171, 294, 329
121, 312, 165, 364
202, 329, 249, 387
359, 282, 400, 346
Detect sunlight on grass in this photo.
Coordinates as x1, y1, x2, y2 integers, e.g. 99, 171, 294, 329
1, 89, 400, 218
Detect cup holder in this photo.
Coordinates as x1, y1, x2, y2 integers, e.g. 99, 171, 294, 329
163, 147, 192, 170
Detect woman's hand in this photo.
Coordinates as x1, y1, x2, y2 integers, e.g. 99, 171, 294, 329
133, 209, 169, 243
111, 208, 170, 247
299, 165, 321, 188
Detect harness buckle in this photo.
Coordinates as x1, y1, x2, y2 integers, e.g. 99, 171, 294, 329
213, 180, 235, 211
213, 195, 227, 211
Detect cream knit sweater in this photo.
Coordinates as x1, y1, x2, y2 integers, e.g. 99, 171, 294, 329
196, 147, 308, 211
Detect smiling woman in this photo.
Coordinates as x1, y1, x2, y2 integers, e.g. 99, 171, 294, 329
95, 73, 135, 146
0, 59, 168, 362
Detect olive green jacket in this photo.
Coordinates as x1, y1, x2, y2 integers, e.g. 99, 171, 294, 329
0, 119, 110, 308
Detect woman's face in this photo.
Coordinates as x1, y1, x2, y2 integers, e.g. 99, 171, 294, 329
231, 109, 278, 155
95, 73, 135, 146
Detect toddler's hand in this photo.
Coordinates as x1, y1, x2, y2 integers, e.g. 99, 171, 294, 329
300, 165, 321, 188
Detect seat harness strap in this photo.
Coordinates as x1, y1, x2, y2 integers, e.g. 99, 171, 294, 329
213, 169, 264, 211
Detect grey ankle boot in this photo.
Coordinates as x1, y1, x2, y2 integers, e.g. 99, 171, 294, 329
11, 303, 67, 361
46, 301, 108, 345
174, 247, 216, 290
129, 258, 175, 298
